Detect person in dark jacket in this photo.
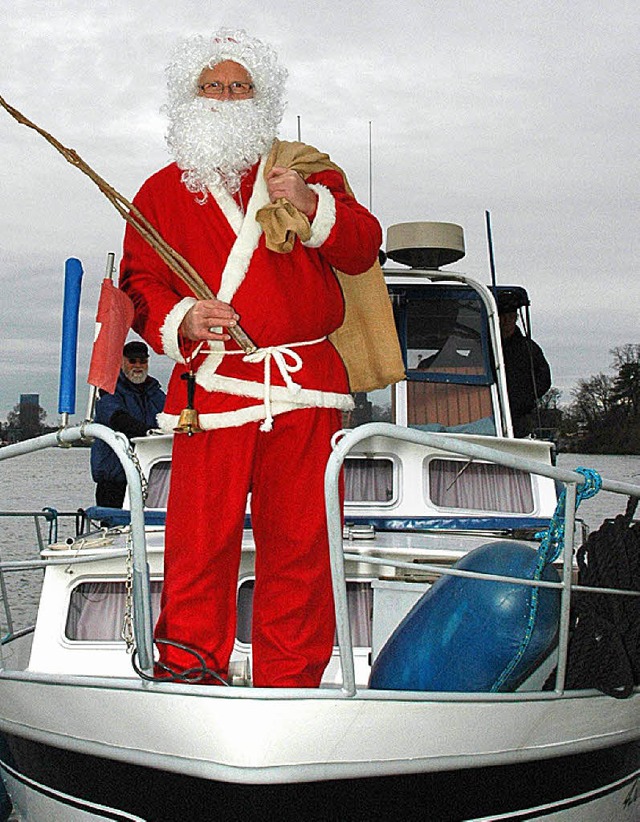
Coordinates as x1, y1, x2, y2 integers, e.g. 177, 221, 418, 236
90, 340, 166, 507
498, 295, 551, 438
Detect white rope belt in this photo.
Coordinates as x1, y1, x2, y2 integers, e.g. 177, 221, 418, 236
198, 336, 326, 431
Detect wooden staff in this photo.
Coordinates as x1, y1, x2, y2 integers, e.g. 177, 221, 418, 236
0, 93, 257, 354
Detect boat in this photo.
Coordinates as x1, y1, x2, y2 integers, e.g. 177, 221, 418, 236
0, 222, 638, 821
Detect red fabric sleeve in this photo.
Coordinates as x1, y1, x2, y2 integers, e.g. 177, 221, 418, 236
305, 168, 383, 275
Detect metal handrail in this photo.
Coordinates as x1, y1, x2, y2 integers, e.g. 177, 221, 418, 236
0, 510, 85, 552
325, 422, 640, 696
0, 558, 13, 641
0, 424, 154, 673
3, 422, 639, 696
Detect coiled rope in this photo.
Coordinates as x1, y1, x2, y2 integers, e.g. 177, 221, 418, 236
131, 639, 230, 686
556, 493, 640, 698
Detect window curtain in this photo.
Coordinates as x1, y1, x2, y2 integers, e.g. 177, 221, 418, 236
66, 581, 162, 640
145, 462, 172, 508
428, 459, 534, 513
345, 459, 394, 503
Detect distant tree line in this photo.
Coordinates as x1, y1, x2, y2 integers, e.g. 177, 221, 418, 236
538, 344, 640, 453
0, 401, 54, 444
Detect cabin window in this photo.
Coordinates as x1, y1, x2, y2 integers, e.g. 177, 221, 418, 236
145, 460, 171, 508
344, 457, 395, 503
66, 579, 373, 647
65, 581, 163, 641
236, 579, 373, 647
405, 295, 487, 374
427, 458, 535, 513
144, 457, 396, 508
392, 286, 497, 434
342, 386, 394, 428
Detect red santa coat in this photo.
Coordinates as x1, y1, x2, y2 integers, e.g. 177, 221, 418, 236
120, 155, 382, 429
120, 153, 381, 686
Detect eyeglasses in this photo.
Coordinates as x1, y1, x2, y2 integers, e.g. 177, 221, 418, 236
126, 357, 148, 365
198, 81, 254, 97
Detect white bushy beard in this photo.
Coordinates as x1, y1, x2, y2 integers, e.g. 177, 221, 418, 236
166, 97, 278, 197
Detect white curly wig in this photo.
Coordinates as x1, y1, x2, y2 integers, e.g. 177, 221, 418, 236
165, 28, 288, 124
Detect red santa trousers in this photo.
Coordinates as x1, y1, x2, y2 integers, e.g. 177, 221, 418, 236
155, 406, 341, 687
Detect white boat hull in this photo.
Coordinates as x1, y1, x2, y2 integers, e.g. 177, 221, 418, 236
0, 673, 639, 821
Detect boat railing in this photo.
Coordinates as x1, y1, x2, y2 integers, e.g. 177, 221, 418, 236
0, 508, 84, 642
325, 422, 640, 697
0, 423, 155, 673
3, 421, 639, 698
0, 508, 84, 551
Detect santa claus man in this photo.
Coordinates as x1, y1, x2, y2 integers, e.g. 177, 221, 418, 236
120, 29, 383, 687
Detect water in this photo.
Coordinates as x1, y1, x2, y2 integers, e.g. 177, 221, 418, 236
556, 452, 640, 531
0, 446, 95, 632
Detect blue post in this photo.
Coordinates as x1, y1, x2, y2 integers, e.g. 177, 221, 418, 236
58, 257, 84, 417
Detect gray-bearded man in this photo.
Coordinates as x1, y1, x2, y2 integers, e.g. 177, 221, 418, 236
90, 341, 165, 508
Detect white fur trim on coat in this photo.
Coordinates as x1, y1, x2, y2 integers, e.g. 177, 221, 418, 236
196, 371, 354, 409
302, 184, 336, 248
160, 297, 197, 363
217, 155, 269, 302
157, 394, 353, 433
161, 156, 270, 375
206, 182, 245, 234
192, 155, 270, 382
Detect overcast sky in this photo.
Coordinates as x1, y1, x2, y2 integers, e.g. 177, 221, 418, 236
1, 0, 638, 421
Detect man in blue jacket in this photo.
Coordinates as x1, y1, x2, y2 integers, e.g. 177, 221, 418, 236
91, 341, 166, 507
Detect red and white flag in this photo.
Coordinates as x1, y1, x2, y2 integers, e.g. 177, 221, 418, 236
87, 279, 135, 394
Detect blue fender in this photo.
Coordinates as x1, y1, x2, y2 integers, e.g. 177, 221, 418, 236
369, 540, 560, 692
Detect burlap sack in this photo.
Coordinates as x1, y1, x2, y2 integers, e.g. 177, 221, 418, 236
256, 140, 405, 392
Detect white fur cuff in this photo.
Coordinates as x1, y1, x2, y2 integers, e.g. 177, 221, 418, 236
303, 184, 336, 248
160, 297, 197, 363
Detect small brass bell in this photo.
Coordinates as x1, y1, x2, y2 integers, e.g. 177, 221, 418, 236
174, 371, 203, 435
174, 407, 203, 435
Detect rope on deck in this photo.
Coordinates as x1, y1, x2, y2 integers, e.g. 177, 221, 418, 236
546, 495, 640, 698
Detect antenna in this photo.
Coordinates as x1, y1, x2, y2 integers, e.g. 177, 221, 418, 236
485, 210, 497, 293
368, 120, 373, 212
297, 115, 301, 141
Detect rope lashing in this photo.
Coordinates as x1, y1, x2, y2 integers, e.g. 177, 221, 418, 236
536, 467, 603, 565
491, 467, 602, 692
200, 336, 325, 432
244, 344, 304, 432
